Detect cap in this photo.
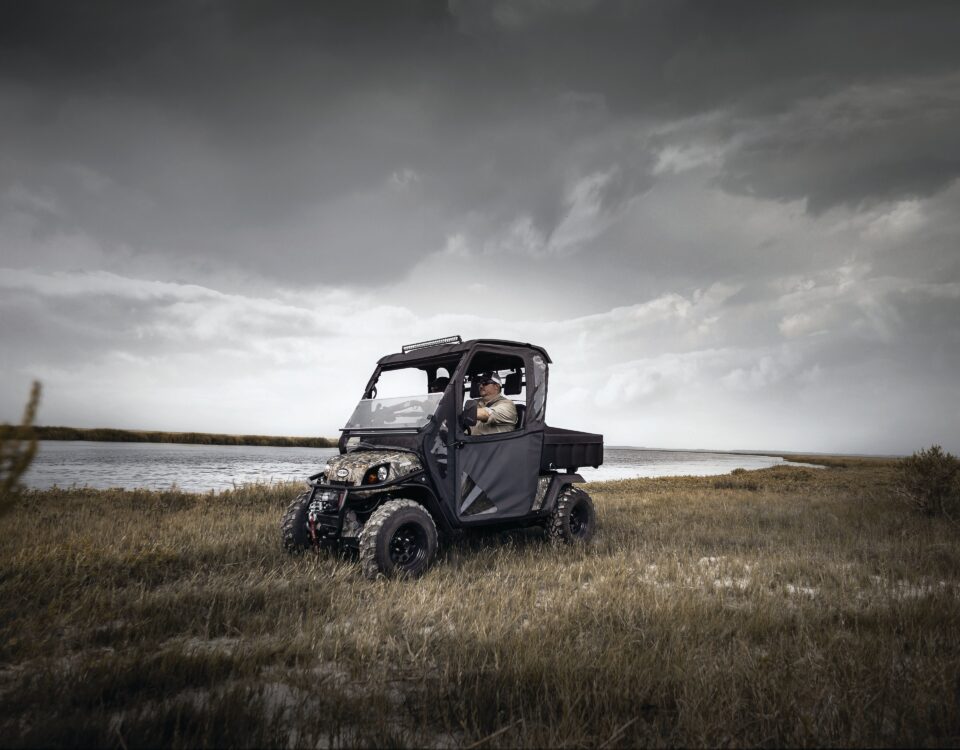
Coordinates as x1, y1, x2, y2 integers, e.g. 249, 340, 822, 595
478, 371, 502, 386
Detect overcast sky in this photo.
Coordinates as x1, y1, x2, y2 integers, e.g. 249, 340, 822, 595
2, 0, 959, 454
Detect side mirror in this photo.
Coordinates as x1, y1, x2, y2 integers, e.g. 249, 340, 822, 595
460, 400, 478, 429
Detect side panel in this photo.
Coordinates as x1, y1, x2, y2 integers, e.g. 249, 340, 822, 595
528, 351, 548, 426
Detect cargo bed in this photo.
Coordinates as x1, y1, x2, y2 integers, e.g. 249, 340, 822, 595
540, 426, 604, 472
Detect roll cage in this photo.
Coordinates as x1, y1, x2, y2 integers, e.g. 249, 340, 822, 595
355, 338, 551, 431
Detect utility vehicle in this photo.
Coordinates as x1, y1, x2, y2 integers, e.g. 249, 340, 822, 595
281, 336, 603, 578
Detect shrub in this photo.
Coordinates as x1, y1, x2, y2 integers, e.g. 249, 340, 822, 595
713, 477, 760, 491
0, 381, 42, 515
898, 445, 960, 518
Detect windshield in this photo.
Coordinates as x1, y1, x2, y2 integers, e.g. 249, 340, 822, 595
344, 393, 443, 430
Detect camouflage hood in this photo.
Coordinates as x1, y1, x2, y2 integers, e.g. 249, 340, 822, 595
322, 449, 422, 486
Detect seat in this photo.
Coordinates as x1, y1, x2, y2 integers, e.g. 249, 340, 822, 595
514, 403, 526, 430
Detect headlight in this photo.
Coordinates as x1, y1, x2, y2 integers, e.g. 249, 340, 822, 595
363, 465, 390, 484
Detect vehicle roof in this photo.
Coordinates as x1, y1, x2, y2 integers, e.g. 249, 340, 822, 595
377, 338, 552, 367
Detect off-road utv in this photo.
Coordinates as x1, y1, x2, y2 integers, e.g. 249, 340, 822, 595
281, 336, 603, 578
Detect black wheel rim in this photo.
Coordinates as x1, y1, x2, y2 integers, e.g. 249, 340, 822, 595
389, 522, 428, 569
569, 499, 590, 537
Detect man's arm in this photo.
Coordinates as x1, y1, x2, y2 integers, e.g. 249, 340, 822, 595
479, 399, 517, 426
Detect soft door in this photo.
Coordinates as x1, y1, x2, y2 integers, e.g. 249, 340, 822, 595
455, 431, 543, 520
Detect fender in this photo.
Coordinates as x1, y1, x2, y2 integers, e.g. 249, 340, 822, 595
378, 480, 455, 534
540, 472, 586, 514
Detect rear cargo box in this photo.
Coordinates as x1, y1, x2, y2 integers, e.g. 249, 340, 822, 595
541, 426, 604, 471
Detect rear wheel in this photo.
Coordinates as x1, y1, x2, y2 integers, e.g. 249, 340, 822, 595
548, 486, 596, 544
359, 499, 438, 579
280, 490, 312, 553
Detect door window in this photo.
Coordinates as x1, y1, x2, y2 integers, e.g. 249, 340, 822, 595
459, 352, 526, 435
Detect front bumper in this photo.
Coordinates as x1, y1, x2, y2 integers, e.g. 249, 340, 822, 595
305, 485, 349, 543
305, 471, 427, 544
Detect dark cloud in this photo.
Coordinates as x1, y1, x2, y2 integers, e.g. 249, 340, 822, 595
5, 1, 959, 286
453, 2, 960, 109
718, 77, 960, 212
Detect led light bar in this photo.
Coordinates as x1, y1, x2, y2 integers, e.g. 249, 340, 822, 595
402, 335, 463, 354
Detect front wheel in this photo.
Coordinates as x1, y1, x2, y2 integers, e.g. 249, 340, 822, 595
280, 490, 312, 554
359, 499, 438, 579
548, 486, 597, 545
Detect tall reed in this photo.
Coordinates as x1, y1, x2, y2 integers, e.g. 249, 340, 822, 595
0, 381, 41, 515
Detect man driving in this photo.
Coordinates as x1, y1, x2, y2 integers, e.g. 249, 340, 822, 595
471, 372, 518, 435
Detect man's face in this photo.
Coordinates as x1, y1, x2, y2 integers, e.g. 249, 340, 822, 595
478, 380, 499, 402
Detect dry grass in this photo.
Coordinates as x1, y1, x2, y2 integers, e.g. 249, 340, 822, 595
2, 458, 959, 747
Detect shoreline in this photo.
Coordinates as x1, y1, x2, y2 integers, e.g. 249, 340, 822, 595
30, 425, 338, 449
29, 427, 874, 464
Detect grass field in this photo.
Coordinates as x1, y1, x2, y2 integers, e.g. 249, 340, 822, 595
2, 457, 959, 747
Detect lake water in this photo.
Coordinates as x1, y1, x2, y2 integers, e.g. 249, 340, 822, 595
22, 441, 813, 493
